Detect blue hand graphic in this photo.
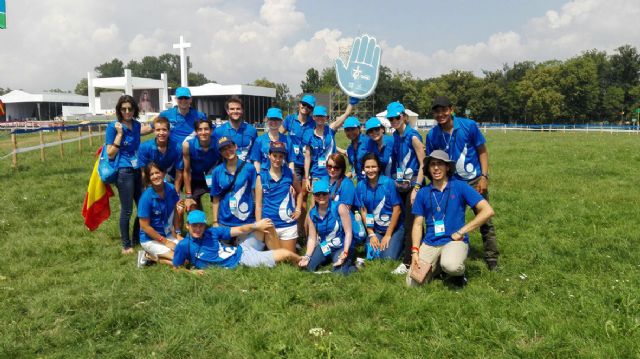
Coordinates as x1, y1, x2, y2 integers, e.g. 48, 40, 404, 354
335, 34, 382, 99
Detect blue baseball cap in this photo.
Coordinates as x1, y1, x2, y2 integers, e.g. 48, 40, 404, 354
386, 101, 405, 118
343, 116, 360, 129
187, 210, 207, 224
269, 141, 288, 154
365, 117, 383, 132
217, 136, 235, 151
313, 179, 330, 194
312, 105, 328, 117
175, 87, 191, 98
266, 107, 283, 120
300, 94, 316, 108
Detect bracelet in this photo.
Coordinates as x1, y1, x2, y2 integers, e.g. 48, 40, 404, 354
411, 246, 420, 252
159, 236, 166, 243
455, 231, 464, 237
175, 230, 181, 234
303, 255, 311, 260
112, 143, 120, 148
368, 233, 377, 238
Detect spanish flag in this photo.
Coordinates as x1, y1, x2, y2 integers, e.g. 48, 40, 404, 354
82, 146, 114, 231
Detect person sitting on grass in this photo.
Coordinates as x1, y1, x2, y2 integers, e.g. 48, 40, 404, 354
137, 162, 185, 267
172, 210, 301, 275
406, 150, 494, 288
255, 141, 303, 252
298, 179, 355, 274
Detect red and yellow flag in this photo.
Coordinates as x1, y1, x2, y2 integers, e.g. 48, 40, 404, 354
82, 146, 114, 231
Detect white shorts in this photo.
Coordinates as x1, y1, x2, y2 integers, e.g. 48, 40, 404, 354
239, 242, 276, 268
237, 232, 265, 250
141, 237, 179, 257
276, 224, 298, 241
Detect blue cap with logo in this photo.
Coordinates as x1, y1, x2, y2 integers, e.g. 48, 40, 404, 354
386, 101, 405, 118
343, 116, 361, 129
217, 136, 235, 151
175, 87, 191, 98
313, 179, 330, 194
300, 94, 316, 108
365, 117, 383, 132
312, 105, 328, 117
266, 107, 283, 120
187, 210, 207, 224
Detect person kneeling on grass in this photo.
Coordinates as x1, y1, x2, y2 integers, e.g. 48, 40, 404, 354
172, 210, 301, 274
298, 179, 355, 274
406, 150, 494, 288
137, 162, 185, 267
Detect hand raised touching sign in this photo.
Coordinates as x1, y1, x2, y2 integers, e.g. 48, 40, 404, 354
335, 34, 382, 99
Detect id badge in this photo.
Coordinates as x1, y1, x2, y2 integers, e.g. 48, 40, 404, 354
229, 198, 238, 211
293, 145, 300, 155
366, 214, 374, 228
237, 149, 247, 160
205, 173, 213, 188
320, 240, 331, 256
318, 156, 327, 168
434, 220, 446, 237
131, 158, 138, 168
396, 167, 404, 181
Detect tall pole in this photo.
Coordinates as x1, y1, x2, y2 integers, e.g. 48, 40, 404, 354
173, 36, 192, 88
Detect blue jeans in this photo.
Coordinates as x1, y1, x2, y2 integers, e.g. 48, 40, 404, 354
367, 225, 405, 260
115, 167, 141, 249
306, 245, 356, 275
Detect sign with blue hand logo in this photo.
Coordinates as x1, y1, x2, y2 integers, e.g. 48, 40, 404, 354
335, 34, 382, 99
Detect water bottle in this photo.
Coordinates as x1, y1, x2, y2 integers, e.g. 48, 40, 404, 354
354, 210, 366, 238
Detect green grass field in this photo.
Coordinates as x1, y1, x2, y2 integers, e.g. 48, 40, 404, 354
1, 130, 639, 358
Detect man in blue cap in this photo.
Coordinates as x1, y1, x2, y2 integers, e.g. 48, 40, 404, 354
212, 95, 257, 162
160, 87, 208, 144
173, 210, 301, 274
425, 96, 499, 270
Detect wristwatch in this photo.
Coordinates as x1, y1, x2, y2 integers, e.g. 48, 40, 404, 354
480, 173, 489, 180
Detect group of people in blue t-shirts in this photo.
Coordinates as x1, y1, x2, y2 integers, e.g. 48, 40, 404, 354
105, 87, 497, 288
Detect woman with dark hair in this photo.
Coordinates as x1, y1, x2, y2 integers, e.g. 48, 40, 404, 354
136, 162, 185, 267
105, 94, 152, 254
364, 117, 394, 177
407, 150, 494, 288
355, 153, 404, 261
325, 153, 356, 208
298, 179, 355, 274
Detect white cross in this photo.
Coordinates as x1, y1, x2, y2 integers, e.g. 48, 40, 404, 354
173, 35, 192, 88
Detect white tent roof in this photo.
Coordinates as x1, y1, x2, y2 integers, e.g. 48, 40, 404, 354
91, 76, 165, 90
0, 90, 88, 104
376, 108, 419, 117
187, 83, 276, 98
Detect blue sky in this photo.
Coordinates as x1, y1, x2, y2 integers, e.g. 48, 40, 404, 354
0, 0, 639, 93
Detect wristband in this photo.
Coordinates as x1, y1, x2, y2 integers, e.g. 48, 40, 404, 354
411, 246, 420, 252
159, 236, 166, 243
368, 233, 377, 238
455, 231, 464, 238
175, 230, 181, 235
303, 255, 311, 260
342, 250, 349, 256
112, 143, 120, 148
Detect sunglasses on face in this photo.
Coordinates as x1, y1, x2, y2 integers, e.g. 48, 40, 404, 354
327, 165, 341, 170
300, 102, 313, 109
177, 96, 190, 100
389, 116, 402, 121
314, 192, 329, 197
121, 107, 133, 113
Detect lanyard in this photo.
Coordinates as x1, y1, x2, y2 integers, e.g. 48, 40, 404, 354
430, 186, 450, 222
365, 179, 381, 211
441, 130, 454, 153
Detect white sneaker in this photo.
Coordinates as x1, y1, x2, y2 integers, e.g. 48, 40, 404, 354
355, 257, 366, 269
391, 263, 409, 275
136, 250, 148, 268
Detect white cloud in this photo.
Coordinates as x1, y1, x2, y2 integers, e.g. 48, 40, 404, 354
1, 0, 639, 95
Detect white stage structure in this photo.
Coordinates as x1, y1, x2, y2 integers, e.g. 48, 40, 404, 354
87, 69, 169, 115
0, 90, 88, 121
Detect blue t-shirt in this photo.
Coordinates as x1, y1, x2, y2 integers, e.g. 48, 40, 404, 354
137, 138, 181, 176
212, 121, 257, 162
105, 120, 141, 168
309, 201, 346, 250
282, 114, 315, 166
249, 132, 294, 170
347, 134, 369, 183
355, 175, 402, 233
426, 117, 486, 181
326, 176, 356, 207
173, 227, 242, 269
365, 135, 395, 177
137, 182, 180, 243
392, 126, 423, 179
303, 125, 337, 178
184, 137, 219, 181
412, 179, 484, 246
210, 161, 257, 226
259, 167, 297, 229
159, 107, 207, 144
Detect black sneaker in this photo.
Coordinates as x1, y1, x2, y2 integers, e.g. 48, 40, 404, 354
449, 275, 468, 289
486, 260, 498, 271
